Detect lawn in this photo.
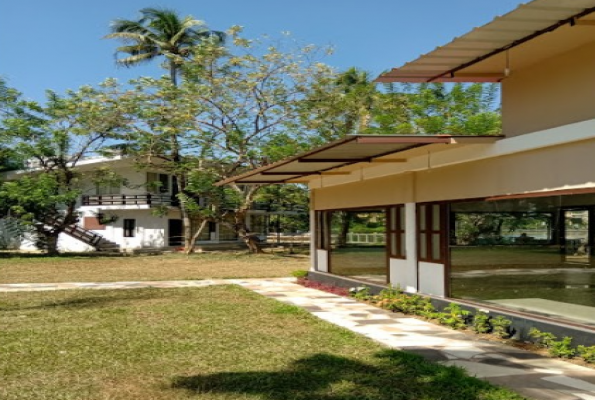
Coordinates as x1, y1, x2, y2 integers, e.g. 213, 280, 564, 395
0, 285, 524, 400
0, 252, 309, 284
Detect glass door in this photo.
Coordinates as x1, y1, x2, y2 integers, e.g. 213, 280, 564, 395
562, 209, 591, 264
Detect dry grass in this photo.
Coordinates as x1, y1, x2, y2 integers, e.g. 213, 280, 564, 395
0, 286, 523, 400
0, 251, 309, 284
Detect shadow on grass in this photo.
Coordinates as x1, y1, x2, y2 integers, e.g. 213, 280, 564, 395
0, 252, 126, 259
0, 288, 164, 311
171, 351, 518, 400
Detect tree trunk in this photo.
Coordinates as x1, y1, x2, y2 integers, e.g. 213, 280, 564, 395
181, 202, 193, 253
337, 212, 352, 248
185, 219, 208, 255
235, 209, 263, 254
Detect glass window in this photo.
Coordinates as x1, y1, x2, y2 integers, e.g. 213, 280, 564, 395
449, 193, 595, 327
123, 219, 136, 237
147, 172, 170, 194
418, 203, 444, 263
387, 205, 406, 259
329, 208, 387, 284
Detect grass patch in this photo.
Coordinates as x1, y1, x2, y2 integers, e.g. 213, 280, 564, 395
0, 251, 309, 283
0, 286, 524, 399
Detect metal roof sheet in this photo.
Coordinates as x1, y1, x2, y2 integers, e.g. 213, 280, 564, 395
215, 135, 503, 186
377, 0, 595, 83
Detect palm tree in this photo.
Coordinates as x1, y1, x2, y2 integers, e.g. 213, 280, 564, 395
105, 7, 224, 86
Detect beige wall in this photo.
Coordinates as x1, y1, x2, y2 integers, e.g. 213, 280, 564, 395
502, 40, 595, 137
314, 173, 414, 210
313, 138, 595, 208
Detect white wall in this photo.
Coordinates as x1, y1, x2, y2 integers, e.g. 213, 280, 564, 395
316, 249, 329, 272
418, 262, 445, 297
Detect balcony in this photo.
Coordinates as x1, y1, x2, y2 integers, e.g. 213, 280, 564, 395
81, 194, 177, 207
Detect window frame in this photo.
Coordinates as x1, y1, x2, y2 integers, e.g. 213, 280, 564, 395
417, 202, 447, 263
387, 204, 406, 259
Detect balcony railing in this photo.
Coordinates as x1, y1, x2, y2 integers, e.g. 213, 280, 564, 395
223, 201, 307, 213
81, 194, 176, 207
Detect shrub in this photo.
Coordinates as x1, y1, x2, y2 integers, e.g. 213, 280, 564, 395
439, 303, 470, 330
349, 286, 371, 301
472, 311, 491, 334
491, 316, 512, 339
300, 280, 350, 296
549, 337, 576, 359
529, 328, 557, 348
291, 270, 309, 279
417, 298, 440, 320
578, 345, 595, 363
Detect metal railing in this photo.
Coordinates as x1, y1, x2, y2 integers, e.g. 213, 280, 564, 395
81, 194, 174, 207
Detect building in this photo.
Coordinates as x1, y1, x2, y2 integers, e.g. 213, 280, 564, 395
1, 156, 299, 252
219, 0, 595, 337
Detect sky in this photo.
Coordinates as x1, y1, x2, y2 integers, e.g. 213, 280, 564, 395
0, 0, 524, 102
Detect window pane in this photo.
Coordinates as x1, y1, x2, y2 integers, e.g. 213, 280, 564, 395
432, 233, 441, 260
419, 205, 427, 230
432, 204, 441, 231
400, 233, 406, 257
399, 206, 406, 230
419, 233, 427, 259
390, 207, 397, 231
390, 233, 397, 257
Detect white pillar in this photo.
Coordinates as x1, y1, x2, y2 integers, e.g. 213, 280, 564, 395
309, 210, 316, 271
404, 202, 418, 293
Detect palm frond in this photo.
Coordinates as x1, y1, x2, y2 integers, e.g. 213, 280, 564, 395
115, 52, 158, 68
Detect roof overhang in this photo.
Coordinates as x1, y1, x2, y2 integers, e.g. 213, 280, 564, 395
376, 0, 595, 83
215, 135, 503, 186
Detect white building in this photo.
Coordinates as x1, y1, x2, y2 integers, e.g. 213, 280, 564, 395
2, 156, 295, 252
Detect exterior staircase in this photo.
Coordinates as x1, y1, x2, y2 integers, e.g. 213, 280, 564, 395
48, 218, 120, 252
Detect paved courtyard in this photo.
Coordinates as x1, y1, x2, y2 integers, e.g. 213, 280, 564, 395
2, 278, 595, 400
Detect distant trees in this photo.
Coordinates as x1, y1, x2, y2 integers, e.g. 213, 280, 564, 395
0, 80, 129, 254
0, 10, 504, 255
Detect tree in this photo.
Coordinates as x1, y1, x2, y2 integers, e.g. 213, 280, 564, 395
105, 7, 224, 86
370, 82, 501, 135
0, 80, 129, 255
299, 67, 381, 144
106, 8, 226, 253
116, 27, 335, 252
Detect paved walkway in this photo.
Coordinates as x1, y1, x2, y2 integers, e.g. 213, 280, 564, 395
2, 278, 595, 400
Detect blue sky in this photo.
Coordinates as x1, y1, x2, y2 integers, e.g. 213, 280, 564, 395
0, 0, 523, 102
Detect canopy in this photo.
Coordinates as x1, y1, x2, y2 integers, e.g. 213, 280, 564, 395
215, 135, 502, 186
376, 0, 595, 83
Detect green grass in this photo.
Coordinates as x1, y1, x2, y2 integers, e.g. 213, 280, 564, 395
0, 286, 524, 399
0, 252, 309, 283
330, 247, 387, 277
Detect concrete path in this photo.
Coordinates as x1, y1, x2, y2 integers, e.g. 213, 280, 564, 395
2, 278, 595, 400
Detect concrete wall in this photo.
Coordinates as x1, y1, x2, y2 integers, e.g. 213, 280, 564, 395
502, 40, 595, 137
312, 137, 595, 208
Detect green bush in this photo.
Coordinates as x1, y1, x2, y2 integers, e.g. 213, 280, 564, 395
439, 303, 470, 330
529, 328, 557, 348
349, 286, 371, 301
491, 316, 512, 339
549, 337, 576, 359
291, 270, 309, 279
578, 345, 595, 363
472, 311, 491, 334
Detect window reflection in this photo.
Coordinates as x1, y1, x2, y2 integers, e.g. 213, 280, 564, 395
450, 194, 595, 326
329, 209, 387, 284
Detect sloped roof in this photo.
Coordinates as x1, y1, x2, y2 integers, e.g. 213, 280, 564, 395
377, 0, 595, 83
215, 135, 502, 186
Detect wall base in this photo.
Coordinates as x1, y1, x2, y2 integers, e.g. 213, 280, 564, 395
307, 271, 595, 347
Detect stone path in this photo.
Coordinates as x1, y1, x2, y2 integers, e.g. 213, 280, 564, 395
3, 278, 595, 400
